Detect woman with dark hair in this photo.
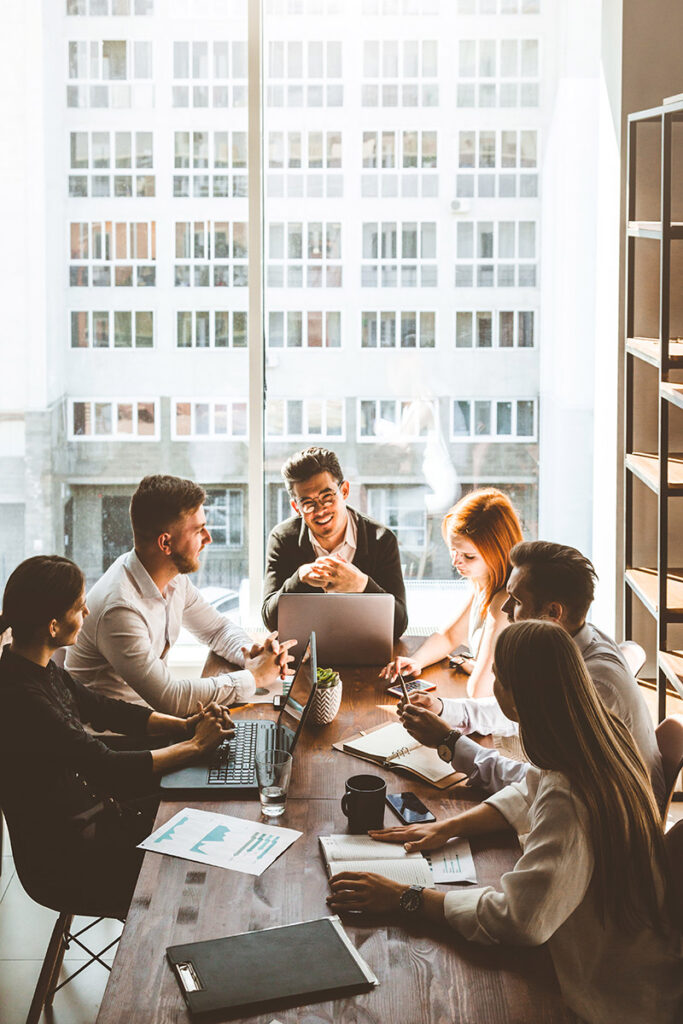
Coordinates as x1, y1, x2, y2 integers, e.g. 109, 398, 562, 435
329, 621, 683, 1024
0, 556, 232, 913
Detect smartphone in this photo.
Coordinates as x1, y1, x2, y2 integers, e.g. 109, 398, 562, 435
448, 646, 473, 668
386, 677, 437, 698
386, 791, 436, 825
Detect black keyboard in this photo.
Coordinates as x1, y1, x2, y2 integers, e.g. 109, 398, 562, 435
207, 722, 280, 786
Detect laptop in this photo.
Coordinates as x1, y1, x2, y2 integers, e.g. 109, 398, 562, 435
160, 634, 317, 794
278, 593, 394, 666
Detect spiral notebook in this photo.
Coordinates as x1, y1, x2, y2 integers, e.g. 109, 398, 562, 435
333, 721, 465, 789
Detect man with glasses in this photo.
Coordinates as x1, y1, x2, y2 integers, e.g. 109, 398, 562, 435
262, 447, 408, 639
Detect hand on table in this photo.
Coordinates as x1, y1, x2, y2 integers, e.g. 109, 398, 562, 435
398, 703, 452, 749
327, 872, 403, 914
368, 818, 455, 853
378, 655, 421, 683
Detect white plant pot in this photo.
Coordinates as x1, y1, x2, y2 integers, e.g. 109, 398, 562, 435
309, 678, 342, 725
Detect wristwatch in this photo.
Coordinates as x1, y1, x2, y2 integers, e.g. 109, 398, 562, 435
399, 884, 425, 913
437, 729, 461, 763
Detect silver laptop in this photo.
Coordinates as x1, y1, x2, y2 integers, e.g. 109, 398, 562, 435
160, 634, 317, 793
278, 593, 394, 666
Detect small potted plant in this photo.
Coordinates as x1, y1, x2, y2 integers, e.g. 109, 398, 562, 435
309, 667, 342, 726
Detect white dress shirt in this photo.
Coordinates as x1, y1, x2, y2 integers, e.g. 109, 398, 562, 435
442, 621, 666, 808
65, 550, 255, 716
308, 508, 357, 562
443, 769, 683, 1024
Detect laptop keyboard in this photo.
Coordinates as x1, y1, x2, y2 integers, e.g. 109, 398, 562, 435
207, 722, 280, 786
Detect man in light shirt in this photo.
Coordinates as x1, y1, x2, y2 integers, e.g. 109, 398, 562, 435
398, 541, 665, 809
261, 446, 408, 639
66, 475, 293, 717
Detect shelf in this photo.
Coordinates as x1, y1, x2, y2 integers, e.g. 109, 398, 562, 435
625, 452, 683, 494
626, 337, 683, 366
625, 567, 683, 619
627, 221, 683, 239
658, 651, 683, 700
661, 383, 683, 411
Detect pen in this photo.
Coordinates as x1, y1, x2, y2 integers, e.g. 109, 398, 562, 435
398, 672, 411, 704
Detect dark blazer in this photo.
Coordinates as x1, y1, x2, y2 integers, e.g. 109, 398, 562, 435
262, 507, 408, 640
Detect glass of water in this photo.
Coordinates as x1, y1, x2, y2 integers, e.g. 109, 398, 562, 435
255, 749, 292, 817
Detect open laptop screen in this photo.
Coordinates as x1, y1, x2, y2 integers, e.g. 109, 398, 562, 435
277, 633, 317, 740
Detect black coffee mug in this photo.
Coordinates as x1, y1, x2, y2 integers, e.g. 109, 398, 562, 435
341, 774, 386, 833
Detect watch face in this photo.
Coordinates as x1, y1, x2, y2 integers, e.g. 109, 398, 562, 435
438, 743, 452, 763
400, 886, 423, 912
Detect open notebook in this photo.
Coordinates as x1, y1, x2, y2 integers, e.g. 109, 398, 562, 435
319, 835, 434, 886
333, 720, 465, 789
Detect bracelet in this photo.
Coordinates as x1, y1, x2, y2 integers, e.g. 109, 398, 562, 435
437, 697, 445, 717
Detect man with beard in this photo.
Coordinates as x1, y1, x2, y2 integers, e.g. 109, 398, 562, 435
66, 475, 292, 716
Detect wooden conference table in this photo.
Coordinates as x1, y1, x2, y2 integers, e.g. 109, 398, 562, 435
97, 639, 576, 1024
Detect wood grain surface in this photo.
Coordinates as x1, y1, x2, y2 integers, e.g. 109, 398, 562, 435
96, 641, 576, 1024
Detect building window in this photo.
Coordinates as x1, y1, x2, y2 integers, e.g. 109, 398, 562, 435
70, 310, 154, 348
455, 221, 536, 288
361, 129, 437, 198
171, 0, 245, 14
362, 40, 438, 107
451, 398, 537, 440
362, 0, 440, 12
70, 399, 158, 439
172, 40, 247, 109
358, 399, 437, 440
204, 489, 244, 548
173, 399, 248, 438
67, 40, 153, 108
176, 311, 247, 348
267, 222, 342, 288
362, 222, 437, 287
173, 131, 247, 199
267, 130, 342, 199
456, 38, 539, 108
67, 0, 154, 13
175, 221, 248, 288
267, 311, 341, 347
456, 129, 538, 199
455, 310, 535, 348
366, 486, 427, 549
361, 311, 435, 348
266, 398, 344, 439
456, 0, 540, 12
69, 221, 156, 287
69, 131, 154, 198
267, 40, 343, 107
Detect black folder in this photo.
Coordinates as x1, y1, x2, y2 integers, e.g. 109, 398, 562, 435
166, 915, 379, 1017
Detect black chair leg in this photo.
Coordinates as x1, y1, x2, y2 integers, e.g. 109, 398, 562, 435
26, 912, 71, 1024
44, 913, 73, 1008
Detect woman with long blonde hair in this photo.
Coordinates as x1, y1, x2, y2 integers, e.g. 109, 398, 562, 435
330, 621, 682, 1023
381, 487, 523, 698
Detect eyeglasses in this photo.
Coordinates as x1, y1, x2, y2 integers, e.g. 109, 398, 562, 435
294, 486, 342, 516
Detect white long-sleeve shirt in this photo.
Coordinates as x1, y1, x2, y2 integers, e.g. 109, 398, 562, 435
65, 550, 255, 716
441, 622, 665, 808
443, 769, 683, 1024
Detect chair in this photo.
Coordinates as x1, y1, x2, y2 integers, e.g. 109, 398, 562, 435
618, 640, 647, 677
1, 808, 126, 1024
655, 714, 683, 819
664, 819, 683, 929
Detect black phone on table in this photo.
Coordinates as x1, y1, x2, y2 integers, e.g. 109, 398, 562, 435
386, 791, 436, 825
386, 678, 436, 698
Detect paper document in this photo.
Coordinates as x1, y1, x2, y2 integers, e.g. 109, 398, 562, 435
425, 838, 477, 884
139, 807, 301, 876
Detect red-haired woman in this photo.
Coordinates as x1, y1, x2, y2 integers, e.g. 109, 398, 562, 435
381, 488, 523, 698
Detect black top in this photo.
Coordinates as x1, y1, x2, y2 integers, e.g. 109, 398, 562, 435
0, 647, 154, 851
261, 508, 408, 640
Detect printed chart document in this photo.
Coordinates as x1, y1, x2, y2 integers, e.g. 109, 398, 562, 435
319, 835, 433, 886
140, 807, 301, 876
425, 839, 477, 884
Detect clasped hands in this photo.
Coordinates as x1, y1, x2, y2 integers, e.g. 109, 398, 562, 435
242, 631, 297, 686
185, 700, 234, 753
299, 555, 368, 594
